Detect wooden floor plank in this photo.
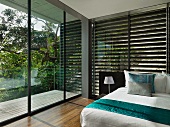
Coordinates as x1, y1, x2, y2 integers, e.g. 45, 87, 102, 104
69, 97, 94, 106
0, 90, 78, 122
5, 116, 50, 127
62, 113, 81, 127
51, 107, 83, 126
5, 97, 93, 127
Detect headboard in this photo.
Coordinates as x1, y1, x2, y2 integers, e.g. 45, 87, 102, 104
99, 72, 125, 94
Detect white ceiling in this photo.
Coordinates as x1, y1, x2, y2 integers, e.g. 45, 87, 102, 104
0, 0, 77, 24
59, 0, 170, 19
1, 0, 170, 22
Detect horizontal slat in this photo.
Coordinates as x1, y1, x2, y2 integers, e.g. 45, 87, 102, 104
131, 33, 166, 39
131, 8, 165, 18
131, 15, 166, 24
130, 52, 166, 55
95, 30, 127, 37
130, 61, 166, 63
95, 58, 128, 62
95, 26, 128, 33
131, 13, 166, 22
130, 41, 166, 45
62, 28, 81, 32
130, 46, 166, 51
96, 20, 128, 27
95, 16, 128, 24
131, 24, 166, 33
131, 27, 165, 34
129, 68, 165, 72
95, 38, 128, 42
131, 31, 166, 38
65, 34, 81, 38
60, 20, 82, 90
130, 37, 165, 42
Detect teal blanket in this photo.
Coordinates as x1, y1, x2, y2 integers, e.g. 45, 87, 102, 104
86, 99, 170, 125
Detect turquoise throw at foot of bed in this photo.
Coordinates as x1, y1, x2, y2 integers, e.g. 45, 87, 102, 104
86, 99, 170, 125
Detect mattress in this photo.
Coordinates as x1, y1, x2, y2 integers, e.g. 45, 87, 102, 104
80, 87, 170, 127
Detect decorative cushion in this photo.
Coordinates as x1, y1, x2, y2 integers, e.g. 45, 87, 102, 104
128, 73, 155, 93
127, 81, 151, 96
124, 70, 154, 87
154, 74, 167, 93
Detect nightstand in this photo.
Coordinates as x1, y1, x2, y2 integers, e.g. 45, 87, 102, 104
95, 94, 106, 100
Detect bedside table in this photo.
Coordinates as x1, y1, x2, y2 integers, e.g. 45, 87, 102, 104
96, 94, 106, 100
95, 94, 106, 100
91, 94, 106, 100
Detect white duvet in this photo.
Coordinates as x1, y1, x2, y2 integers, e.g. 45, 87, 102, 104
80, 87, 170, 127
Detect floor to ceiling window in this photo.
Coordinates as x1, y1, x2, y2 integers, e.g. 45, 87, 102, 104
0, 0, 82, 124
30, 0, 65, 112
92, 3, 168, 96
92, 15, 128, 95
0, 1, 28, 122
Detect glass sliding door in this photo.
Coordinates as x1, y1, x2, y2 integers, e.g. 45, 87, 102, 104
0, 1, 28, 122
0, 0, 82, 124
31, 0, 64, 111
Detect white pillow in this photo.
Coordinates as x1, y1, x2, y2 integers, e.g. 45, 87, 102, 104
161, 71, 170, 94
166, 76, 170, 94
124, 70, 129, 87
154, 75, 167, 93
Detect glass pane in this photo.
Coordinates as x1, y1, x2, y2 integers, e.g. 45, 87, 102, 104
0, 1, 28, 122
65, 13, 82, 99
31, 0, 64, 111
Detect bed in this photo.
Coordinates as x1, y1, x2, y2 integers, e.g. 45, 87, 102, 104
80, 71, 170, 127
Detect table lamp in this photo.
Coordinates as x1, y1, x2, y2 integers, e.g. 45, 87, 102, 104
104, 76, 115, 93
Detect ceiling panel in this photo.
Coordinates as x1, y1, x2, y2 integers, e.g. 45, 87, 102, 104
0, 0, 77, 24
59, 0, 170, 19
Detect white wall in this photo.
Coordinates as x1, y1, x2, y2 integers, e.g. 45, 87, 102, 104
59, 0, 170, 19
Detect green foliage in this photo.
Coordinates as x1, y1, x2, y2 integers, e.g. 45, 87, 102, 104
0, 8, 60, 102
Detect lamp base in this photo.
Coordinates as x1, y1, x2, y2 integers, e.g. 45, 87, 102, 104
108, 84, 110, 93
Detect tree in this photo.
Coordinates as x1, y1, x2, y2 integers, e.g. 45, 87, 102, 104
0, 8, 60, 101
0, 8, 60, 75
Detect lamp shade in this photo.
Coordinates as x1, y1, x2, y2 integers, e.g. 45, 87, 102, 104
104, 76, 114, 84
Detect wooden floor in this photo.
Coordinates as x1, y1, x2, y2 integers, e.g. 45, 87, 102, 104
0, 90, 78, 122
5, 97, 94, 127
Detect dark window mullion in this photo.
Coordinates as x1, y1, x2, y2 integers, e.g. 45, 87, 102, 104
28, 0, 31, 116
166, 3, 170, 73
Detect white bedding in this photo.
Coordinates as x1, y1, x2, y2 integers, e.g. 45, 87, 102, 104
80, 87, 170, 127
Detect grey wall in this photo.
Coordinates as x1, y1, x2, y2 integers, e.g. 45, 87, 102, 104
81, 18, 90, 98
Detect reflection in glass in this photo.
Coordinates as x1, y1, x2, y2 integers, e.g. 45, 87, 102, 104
31, 0, 64, 111
65, 13, 82, 99
0, 0, 82, 123
0, 3, 28, 122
